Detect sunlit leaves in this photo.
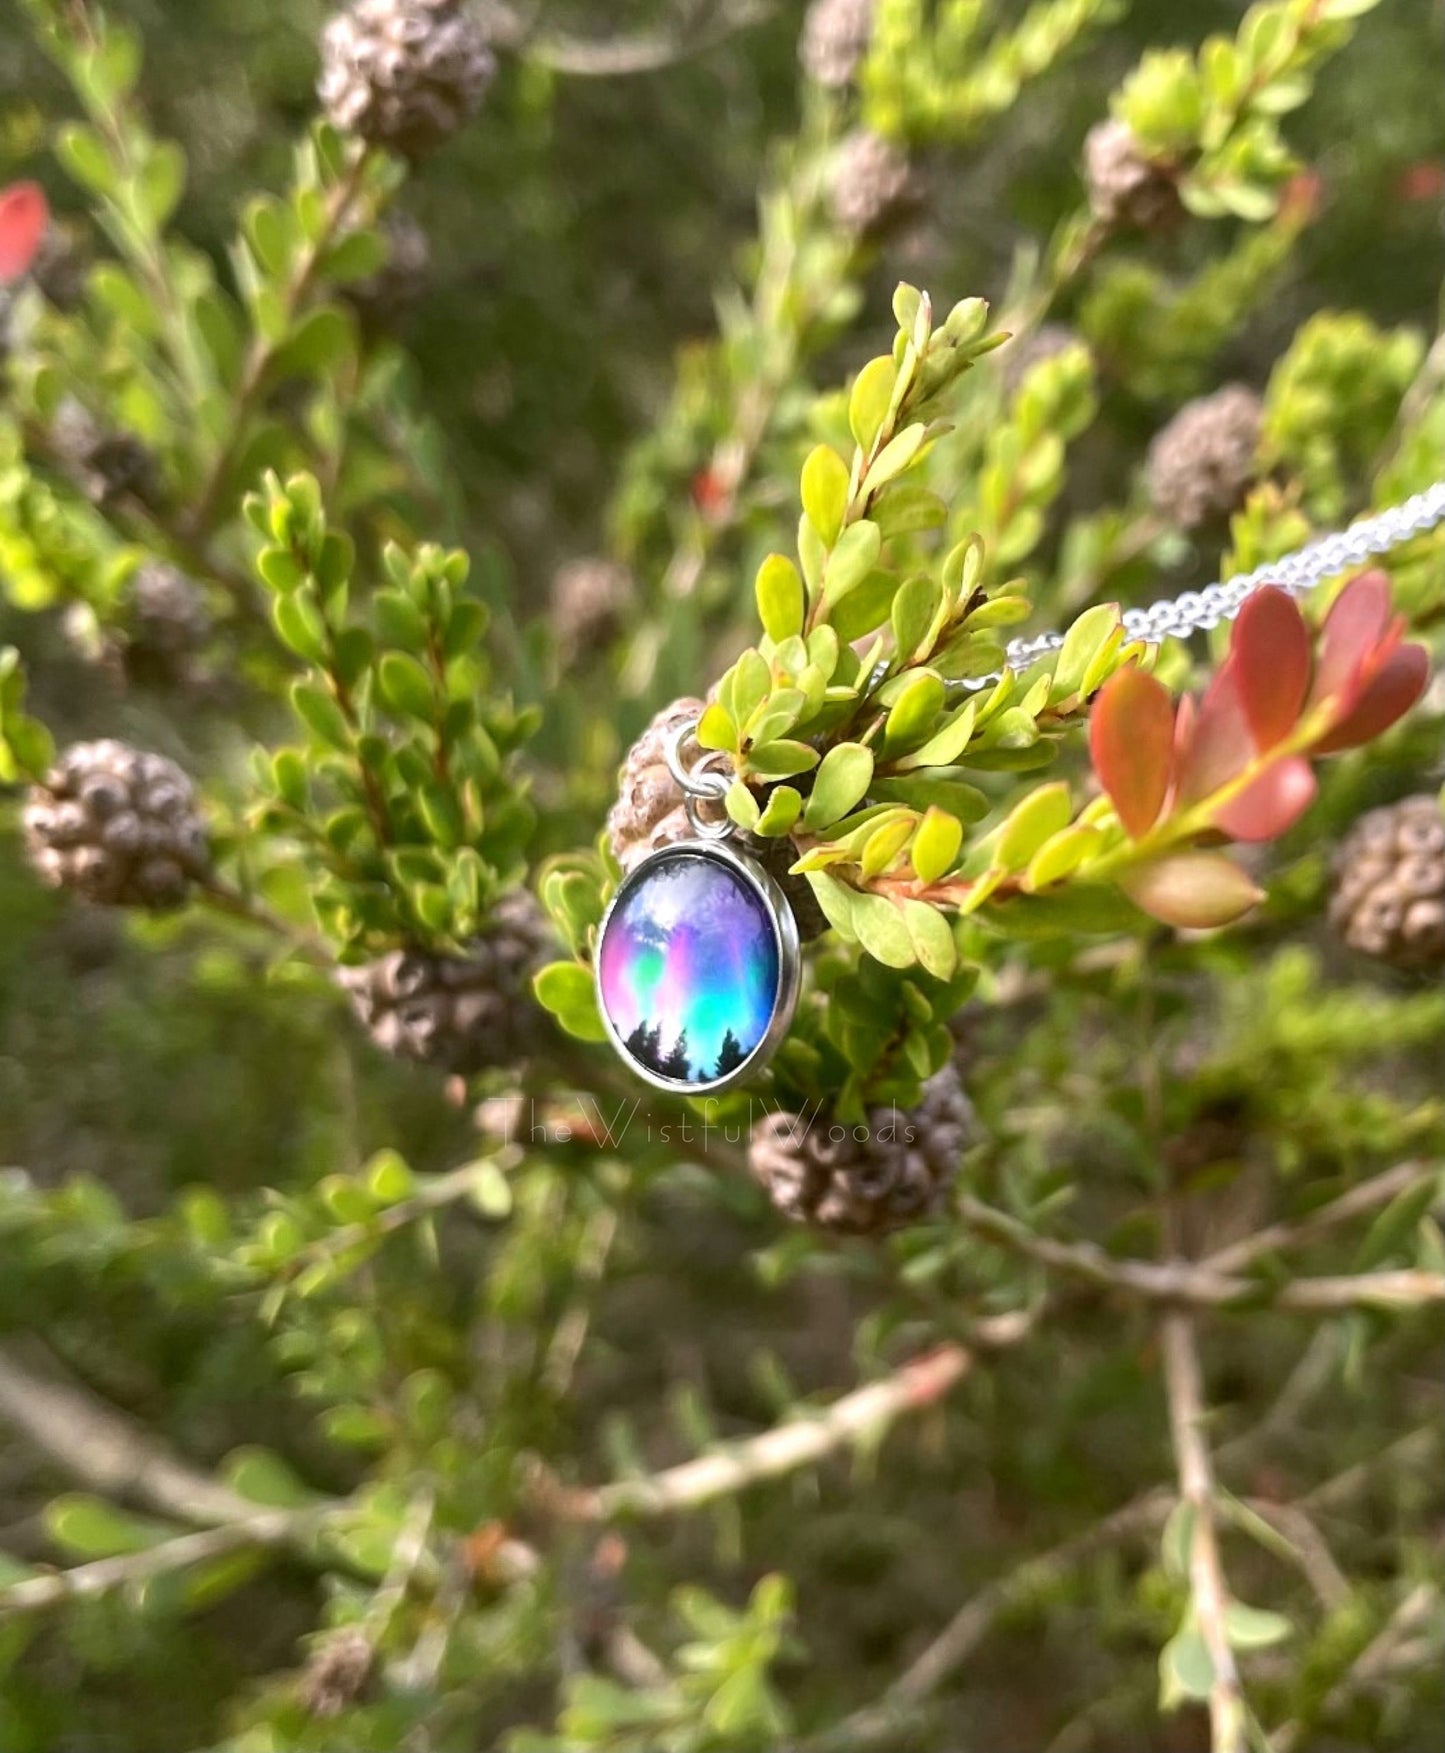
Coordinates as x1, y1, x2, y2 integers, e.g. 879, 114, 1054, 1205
1090, 666, 1174, 837
1122, 852, 1263, 929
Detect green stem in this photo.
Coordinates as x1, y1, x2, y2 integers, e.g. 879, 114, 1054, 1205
189, 149, 376, 541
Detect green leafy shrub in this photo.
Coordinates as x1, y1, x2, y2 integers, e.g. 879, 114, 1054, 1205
0, 1, 1441, 1750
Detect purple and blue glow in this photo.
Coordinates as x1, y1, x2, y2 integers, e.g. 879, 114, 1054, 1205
598, 852, 780, 1085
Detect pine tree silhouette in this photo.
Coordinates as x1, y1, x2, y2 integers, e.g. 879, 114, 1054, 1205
659, 1030, 692, 1081
714, 1029, 747, 1077
624, 1019, 666, 1076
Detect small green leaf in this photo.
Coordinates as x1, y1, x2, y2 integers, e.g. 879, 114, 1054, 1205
831, 569, 898, 641
243, 195, 293, 276
1051, 603, 1122, 700
911, 807, 963, 883
139, 141, 186, 228
291, 681, 351, 750
755, 786, 802, 836
55, 124, 117, 195
1160, 1502, 1196, 1579
850, 355, 897, 451
465, 1159, 513, 1220
896, 701, 976, 770
697, 702, 738, 753
803, 743, 875, 830
747, 740, 820, 779
892, 575, 942, 665
874, 483, 948, 538
800, 446, 851, 546
863, 422, 927, 495
1160, 1625, 1214, 1707
221, 1447, 317, 1509
533, 961, 606, 1042
860, 816, 914, 880
1224, 1603, 1293, 1650
257, 547, 305, 593
883, 672, 946, 753
1025, 823, 1103, 890
756, 553, 805, 641
823, 521, 882, 605
900, 898, 957, 978
366, 1148, 414, 1202
806, 871, 859, 940
997, 783, 1073, 870
324, 228, 388, 284
45, 1495, 168, 1560
272, 592, 328, 663
376, 651, 435, 720
726, 779, 762, 831
852, 893, 915, 969
269, 306, 354, 382
729, 649, 772, 728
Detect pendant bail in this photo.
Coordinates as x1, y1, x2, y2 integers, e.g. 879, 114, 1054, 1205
664, 718, 736, 842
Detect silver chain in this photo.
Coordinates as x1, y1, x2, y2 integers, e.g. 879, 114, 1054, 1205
957, 480, 1445, 691
669, 482, 1445, 811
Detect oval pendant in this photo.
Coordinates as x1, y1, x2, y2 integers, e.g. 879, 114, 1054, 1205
596, 841, 800, 1093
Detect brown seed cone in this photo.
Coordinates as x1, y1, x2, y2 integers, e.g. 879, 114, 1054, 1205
318, 0, 495, 159
23, 740, 210, 910
1083, 118, 1183, 232
299, 1627, 375, 1718
799, 0, 875, 88
605, 697, 826, 939
828, 130, 915, 238
1329, 795, 1445, 971
49, 400, 163, 511
121, 560, 211, 686
749, 1061, 975, 1237
551, 556, 634, 660
338, 890, 554, 1074
1145, 384, 1263, 531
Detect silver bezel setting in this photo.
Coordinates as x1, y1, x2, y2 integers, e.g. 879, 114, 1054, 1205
594, 839, 801, 1097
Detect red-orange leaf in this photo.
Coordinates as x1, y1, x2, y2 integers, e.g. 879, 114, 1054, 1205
1089, 667, 1175, 838
1314, 641, 1430, 753
1309, 570, 1392, 708
1231, 586, 1310, 750
0, 180, 48, 285
1177, 660, 1254, 804
1121, 853, 1264, 930
1213, 756, 1317, 842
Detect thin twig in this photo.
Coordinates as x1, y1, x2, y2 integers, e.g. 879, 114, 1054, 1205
543, 1205, 621, 1396
816, 1394, 1436, 1751
274, 1148, 521, 1292
1216, 1326, 1340, 1469
1204, 1161, 1440, 1277
484, 0, 770, 75
955, 1194, 1445, 1312
1298, 1425, 1439, 1517
0, 1341, 264, 1528
188, 150, 374, 539
1231, 1497, 1351, 1611
1161, 1310, 1247, 1753
817, 1490, 1173, 1749
194, 876, 332, 964
365, 1488, 436, 1639
0, 1506, 325, 1614
549, 1310, 1035, 1523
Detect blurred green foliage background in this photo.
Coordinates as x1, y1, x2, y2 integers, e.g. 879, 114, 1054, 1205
0, 0, 1442, 1748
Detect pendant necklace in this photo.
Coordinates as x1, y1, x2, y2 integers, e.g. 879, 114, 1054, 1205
595, 482, 1445, 1094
